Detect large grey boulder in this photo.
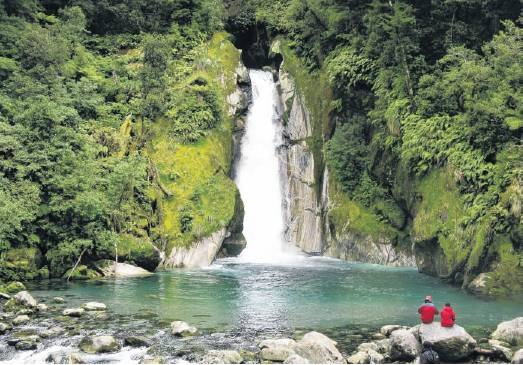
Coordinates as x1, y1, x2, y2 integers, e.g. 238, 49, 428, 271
79, 335, 121, 353
295, 331, 345, 364
488, 339, 514, 361
512, 348, 523, 364
201, 350, 243, 364
492, 317, 523, 346
170, 321, 197, 337
260, 338, 298, 362
390, 329, 421, 361
12, 315, 30, 325
418, 322, 476, 362
13, 291, 37, 308
284, 354, 310, 364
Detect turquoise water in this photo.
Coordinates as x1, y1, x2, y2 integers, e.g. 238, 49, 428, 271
28, 257, 522, 336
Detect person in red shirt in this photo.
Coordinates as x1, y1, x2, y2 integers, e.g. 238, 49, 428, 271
440, 303, 456, 327
418, 295, 439, 324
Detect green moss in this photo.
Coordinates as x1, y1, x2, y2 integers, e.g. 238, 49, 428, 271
110, 234, 160, 271
485, 239, 523, 297
1, 247, 42, 281
148, 33, 241, 253
0, 281, 26, 294
413, 168, 469, 268
328, 178, 397, 240
63, 265, 101, 280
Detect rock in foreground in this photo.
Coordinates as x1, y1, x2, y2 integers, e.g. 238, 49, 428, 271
492, 317, 523, 346
13, 291, 37, 308
79, 335, 121, 353
201, 350, 243, 364
417, 322, 477, 362
390, 329, 420, 361
170, 321, 197, 337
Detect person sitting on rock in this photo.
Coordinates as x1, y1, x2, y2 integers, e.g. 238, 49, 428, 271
440, 302, 456, 327
420, 341, 440, 364
418, 295, 439, 324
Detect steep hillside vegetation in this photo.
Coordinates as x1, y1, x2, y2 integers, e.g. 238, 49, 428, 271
225, 0, 522, 296
0, 0, 243, 280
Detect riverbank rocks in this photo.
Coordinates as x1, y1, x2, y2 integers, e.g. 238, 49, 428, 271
512, 348, 523, 363
15, 339, 38, 350
12, 314, 30, 325
79, 335, 121, 353
82, 302, 106, 311
201, 350, 243, 364
259, 332, 345, 363
492, 317, 523, 346
390, 329, 421, 361
63, 308, 85, 317
488, 339, 514, 361
36, 303, 48, 312
170, 321, 197, 337
40, 326, 65, 339
124, 335, 152, 347
416, 322, 476, 362
0, 322, 12, 334
380, 324, 405, 336
13, 291, 37, 308
260, 338, 298, 362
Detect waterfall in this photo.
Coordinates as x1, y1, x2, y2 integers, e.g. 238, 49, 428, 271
235, 70, 292, 263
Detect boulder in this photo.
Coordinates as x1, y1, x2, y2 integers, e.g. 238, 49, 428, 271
15, 340, 37, 350
284, 354, 310, 364
63, 265, 101, 280
390, 329, 421, 361
512, 348, 523, 364
124, 336, 152, 347
63, 308, 85, 317
36, 303, 48, 312
13, 291, 37, 308
0, 292, 10, 300
295, 331, 345, 363
347, 351, 370, 364
492, 317, 523, 346
260, 338, 298, 362
16, 308, 34, 315
380, 325, 404, 337
201, 350, 243, 364
82, 302, 106, 311
0, 322, 12, 334
418, 322, 476, 362
488, 339, 514, 361
79, 335, 121, 353
40, 326, 65, 339
12, 314, 30, 325
94, 260, 152, 278
170, 321, 197, 337
467, 273, 492, 296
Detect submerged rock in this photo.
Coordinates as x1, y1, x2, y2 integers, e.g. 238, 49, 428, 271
170, 321, 197, 337
13, 291, 37, 308
39, 326, 65, 339
82, 302, 107, 311
124, 335, 152, 347
492, 317, 523, 346
52, 297, 65, 304
418, 322, 476, 362
390, 329, 421, 361
12, 315, 30, 325
79, 335, 121, 353
201, 350, 243, 364
63, 308, 85, 317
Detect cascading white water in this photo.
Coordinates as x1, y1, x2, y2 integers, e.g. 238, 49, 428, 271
235, 70, 290, 263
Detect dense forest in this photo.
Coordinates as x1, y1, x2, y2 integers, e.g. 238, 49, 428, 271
0, 0, 521, 296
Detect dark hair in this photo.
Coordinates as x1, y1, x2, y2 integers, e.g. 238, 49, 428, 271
423, 341, 433, 348
445, 303, 451, 306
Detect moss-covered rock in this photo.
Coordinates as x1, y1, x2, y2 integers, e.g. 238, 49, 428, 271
63, 265, 102, 281
0, 281, 26, 294
0, 247, 42, 281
